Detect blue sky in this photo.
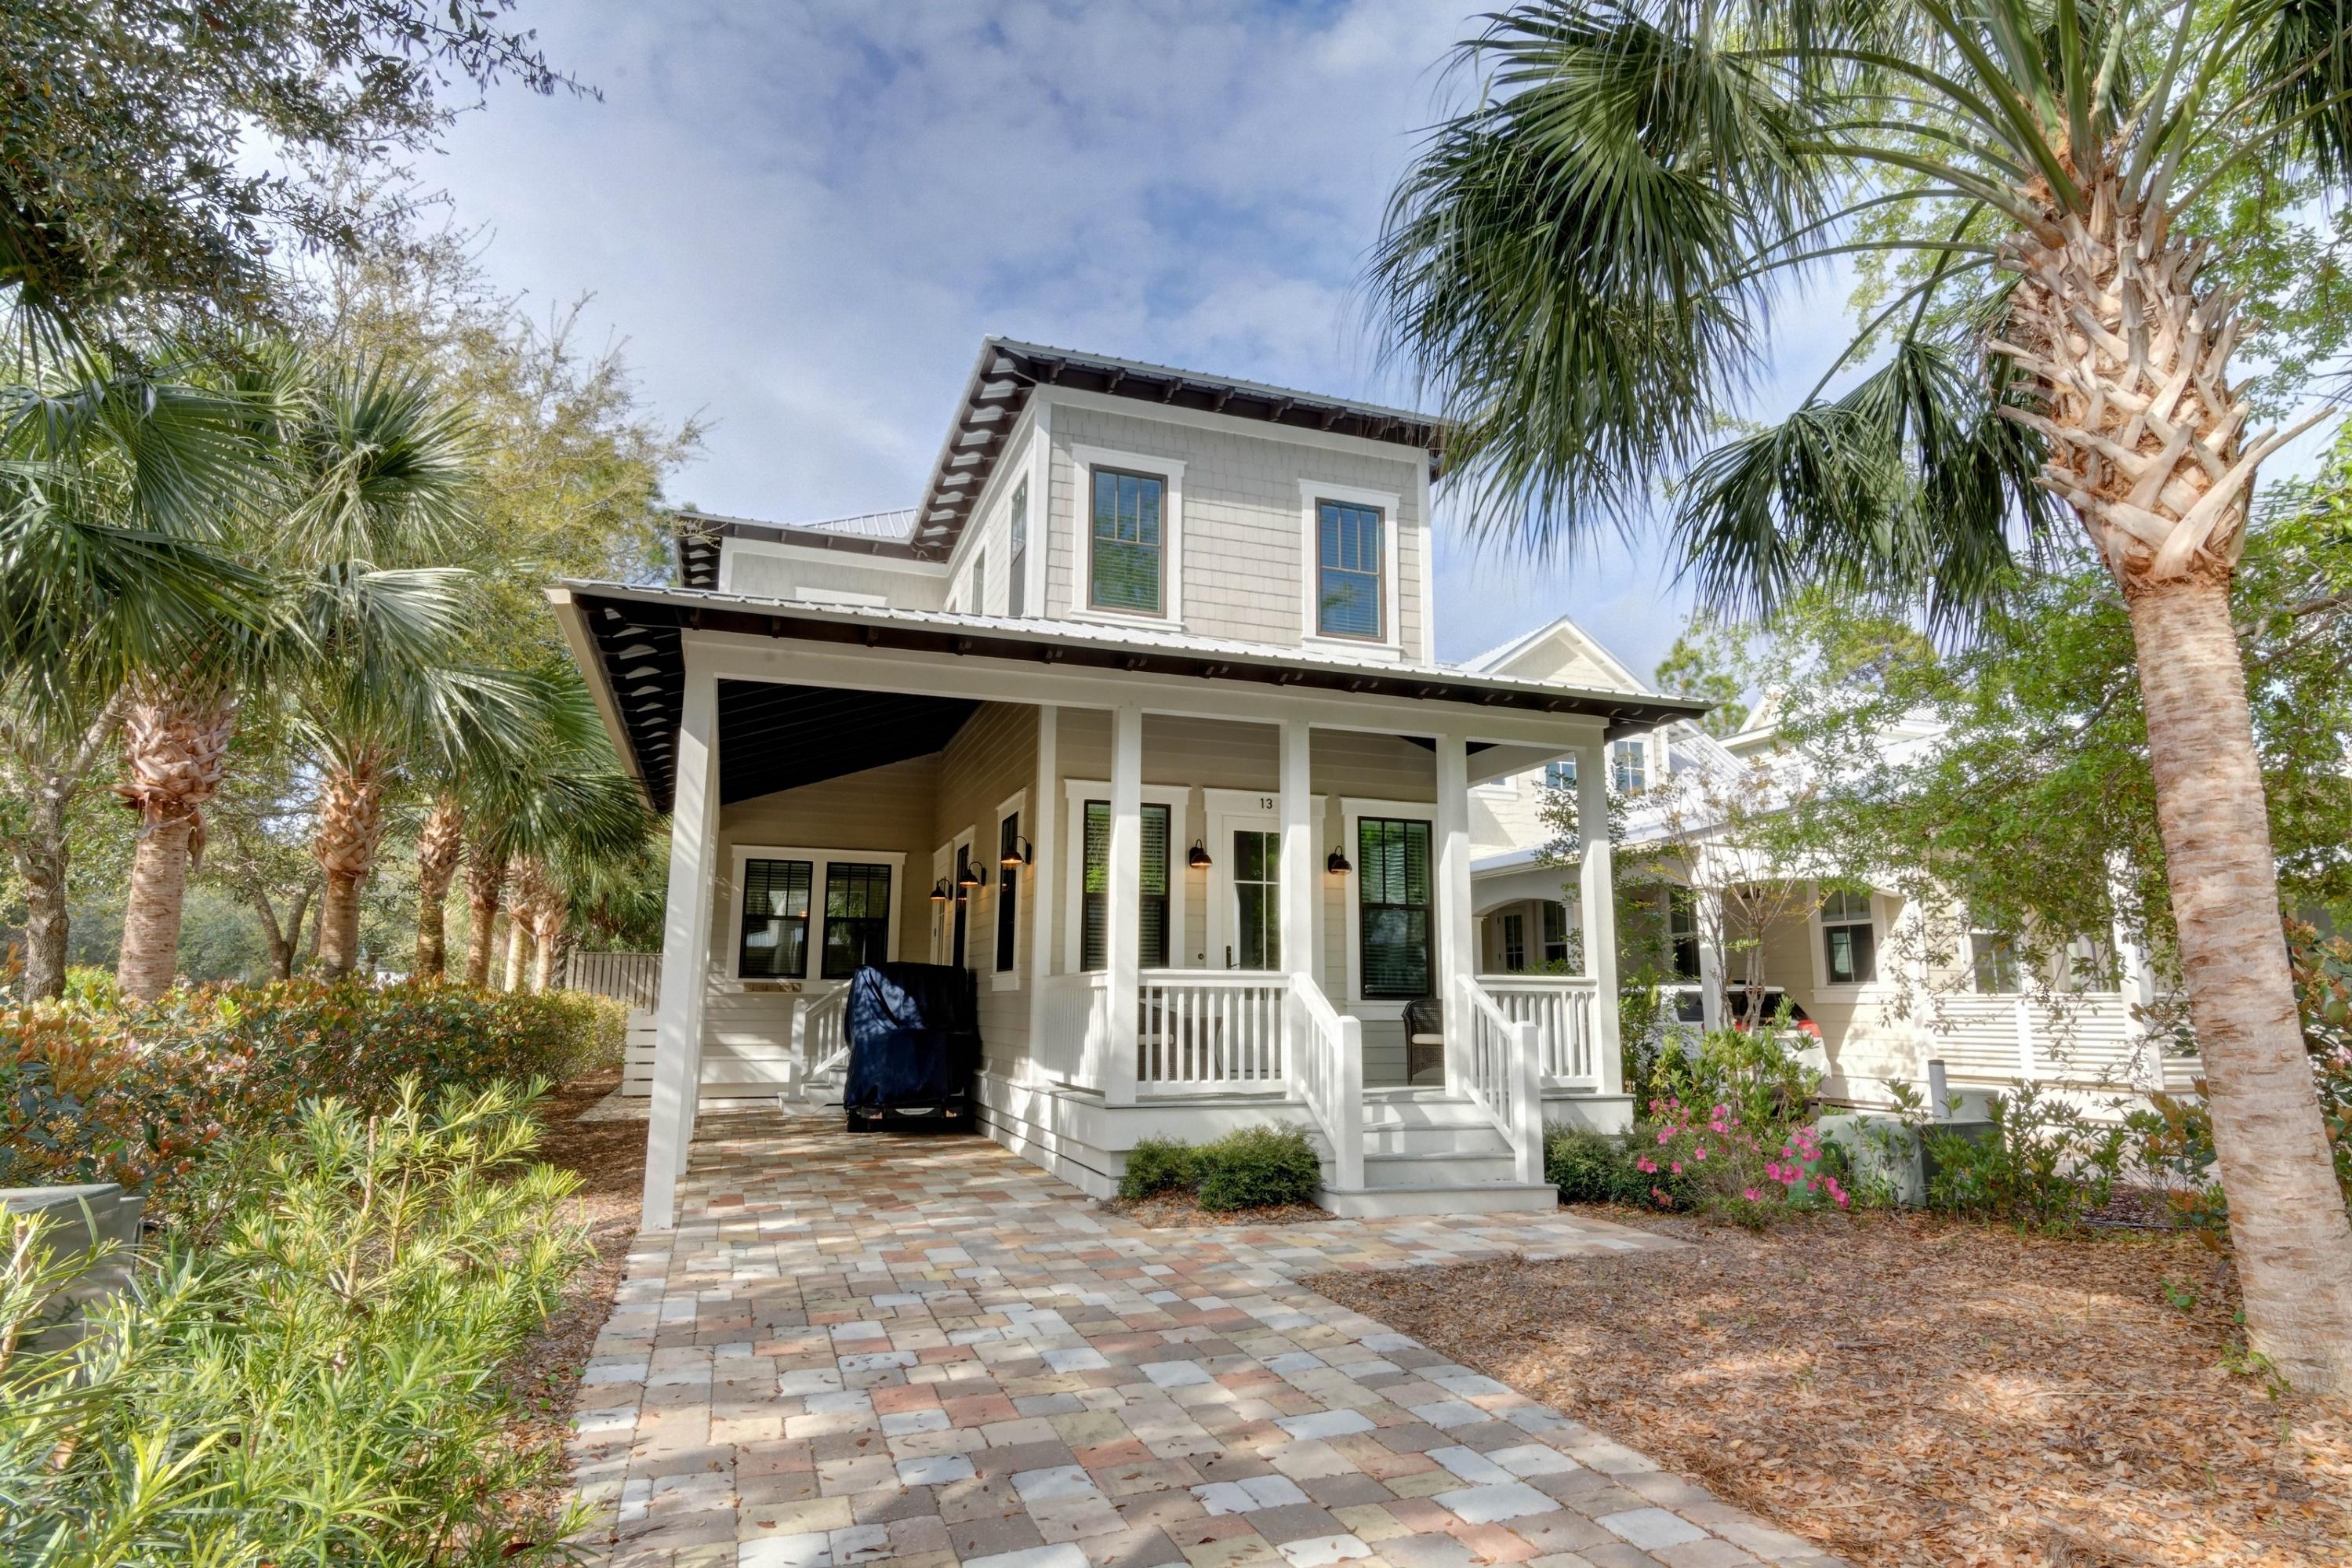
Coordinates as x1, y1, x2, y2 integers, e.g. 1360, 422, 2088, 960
421, 2, 1860, 675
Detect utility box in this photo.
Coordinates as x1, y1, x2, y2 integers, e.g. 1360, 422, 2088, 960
2, 1183, 144, 1355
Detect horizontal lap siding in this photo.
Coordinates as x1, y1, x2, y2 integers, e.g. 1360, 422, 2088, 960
701, 754, 941, 1087
932, 702, 1040, 1078
722, 548, 947, 609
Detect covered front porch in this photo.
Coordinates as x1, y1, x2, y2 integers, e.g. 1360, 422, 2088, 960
551, 584, 1707, 1227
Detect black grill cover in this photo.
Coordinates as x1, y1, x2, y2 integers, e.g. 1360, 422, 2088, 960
844, 962, 980, 1109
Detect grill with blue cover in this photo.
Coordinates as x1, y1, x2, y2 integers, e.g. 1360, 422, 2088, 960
842, 961, 981, 1129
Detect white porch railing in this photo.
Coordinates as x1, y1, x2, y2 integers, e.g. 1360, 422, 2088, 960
1039, 971, 1109, 1089
1288, 972, 1363, 1189
1137, 970, 1287, 1094
1457, 976, 1546, 1184
790, 984, 851, 1092
1478, 975, 1601, 1087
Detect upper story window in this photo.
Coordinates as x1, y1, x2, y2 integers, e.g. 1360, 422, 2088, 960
1821, 888, 1877, 984
1315, 499, 1385, 640
1612, 739, 1647, 793
1007, 480, 1028, 618
1543, 758, 1576, 793
1090, 467, 1166, 615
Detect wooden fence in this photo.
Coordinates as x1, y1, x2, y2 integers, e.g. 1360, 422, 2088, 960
561, 950, 662, 1011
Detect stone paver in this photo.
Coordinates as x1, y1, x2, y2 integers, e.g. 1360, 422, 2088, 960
566, 1108, 1849, 1568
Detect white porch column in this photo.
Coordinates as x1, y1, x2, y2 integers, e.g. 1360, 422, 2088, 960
1104, 702, 1143, 1106
641, 665, 719, 1232
1278, 719, 1315, 990
1695, 884, 1726, 1033
1434, 732, 1475, 1094
1025, 704, 1059, 1084
1575, 737, 1624, 1097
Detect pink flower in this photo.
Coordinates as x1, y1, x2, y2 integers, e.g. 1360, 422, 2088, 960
1742, 1188, 1761, 1202
1635, 1156, 1657, 1174
1693, 1145, 1708, 1161
1657, 1129, 1673, 1145
1670, 1161, 1683, 1174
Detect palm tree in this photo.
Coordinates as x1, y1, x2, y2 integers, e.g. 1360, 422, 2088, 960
1374, 1, 2352, 1391
0, 345, 262, 1000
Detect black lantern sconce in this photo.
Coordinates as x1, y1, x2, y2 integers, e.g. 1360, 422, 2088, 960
957, 859, 987, 890
1186, 839, 1212, 870
1325, 847, 1352, 876
929, 879, 952, 902
1000, 836, 1033, 869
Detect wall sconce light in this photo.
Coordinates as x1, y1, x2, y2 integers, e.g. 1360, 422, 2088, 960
930, 879, 952, 902
1187, 839, 1212, 870
957, 860, 987, 889
1000, 836, 1033, 869
1325, 848, 1352, 875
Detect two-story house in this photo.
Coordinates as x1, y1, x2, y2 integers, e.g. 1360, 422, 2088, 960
554, 338, 1708, 1230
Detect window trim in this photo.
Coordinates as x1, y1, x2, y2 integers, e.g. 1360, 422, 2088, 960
1070, 445, 1185, 630
1298, 481, 1403, 658
1061, 779, 1192, 973
728, 844, 906, 982
1340, 796, 1436, 1007
1813, 884, 1880, 989
992, 791, 1028, 991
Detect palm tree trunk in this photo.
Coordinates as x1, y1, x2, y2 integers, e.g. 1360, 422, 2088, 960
532, 905, 566, 993
503, 916, 535, 992
312, 757, 386, 980
116, 818, 195, 1000
14, 793, 70, 1002
2125, 569, 2352, 1393
463, 848, 506, 989
412, 794, 464, 981
111, 686, 234, 1001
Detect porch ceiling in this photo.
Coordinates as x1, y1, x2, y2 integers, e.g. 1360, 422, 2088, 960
716, 681, 978, 805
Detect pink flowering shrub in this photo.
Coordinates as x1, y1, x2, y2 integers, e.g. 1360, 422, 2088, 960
1636, 1094, 1849, 1224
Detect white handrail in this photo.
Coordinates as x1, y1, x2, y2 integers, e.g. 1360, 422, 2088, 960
1135, 969, 1287, 1094
1457, 976, 1545, 1185
795, 985, 851, 1087
1477, 975, 1601, 1085
1288, 972, 1363, 1190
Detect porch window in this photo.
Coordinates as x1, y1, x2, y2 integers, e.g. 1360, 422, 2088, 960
1081, 800, 1171, 970
995, 811, 1021, 973
1501, 912, 1526, 971
739, 858, 812, 978
1358, 817, 1432, 1000
1612, 739, 1647, 793
1541, 900, 1570, 964
1007, 479, 1028, 617
1970, 927, 2022, 994
1669, 888, 1702, 980
1821, 888, 1877, 984
1315, 499, 1383, 639
820, 862, 893, 979
1090, 467, 1165, 615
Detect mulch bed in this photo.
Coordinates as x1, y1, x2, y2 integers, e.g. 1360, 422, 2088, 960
502, 1066, 645, 1531
1308, 1206, 2352, 1567
1097, 1193, 1329, 1229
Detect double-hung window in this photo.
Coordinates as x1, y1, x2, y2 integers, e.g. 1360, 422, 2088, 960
1089, 467, 1166, 615
1315, 499, 1384, 639
1501, 912, 1526, 971
1080, 800, 1171, 970
1668, 889, 1702, 980
1611, 739, 1647, 793
1543, 758, 1577, 793
739, 858, 812, 978
1970, 926, 2021, 993
995, 811, 1022, 974
1357, 817, 1433, 1000
820, 862, 893, 979
1007, 480, 1028, 617
1541, 901, 1571, 964
1820, 888, 1877, 984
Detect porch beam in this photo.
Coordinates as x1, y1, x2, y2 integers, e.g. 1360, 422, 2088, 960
641, 665, 719, 1232
1434, 732, 1475, 1096
1573, 739, 1624, 1096
1104, 703, 1144, 1106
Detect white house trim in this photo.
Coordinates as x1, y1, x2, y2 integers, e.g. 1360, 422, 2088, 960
1040, 386, 1432, 470
1062, 776, 1192, 975
726, 844, 909, 983
1067, 443, 1186, 631
717, 539, 946, 593
1338, 793, 1438, 1014
1296, 479, 1404, 659
1200, 785, 1325, 975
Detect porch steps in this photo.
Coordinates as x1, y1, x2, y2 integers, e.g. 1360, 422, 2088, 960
1318, 1088, 1559, 1218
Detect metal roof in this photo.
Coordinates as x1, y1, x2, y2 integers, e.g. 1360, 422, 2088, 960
673, 506, 937, 587
907, 337, 1444, 557
552, 579, 1713, 812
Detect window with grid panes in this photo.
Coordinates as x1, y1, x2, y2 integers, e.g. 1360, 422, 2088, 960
1081, 801, 1170, 970
1089, 468, 1165, 614
1356, 817, 1432, 1000
819, 862, 892, 978
738, 858, 812, 978
1315, 499, 1383, 638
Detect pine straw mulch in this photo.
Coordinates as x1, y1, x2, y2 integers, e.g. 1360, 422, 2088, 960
1097, 1192, 1329, 1229
1307, 1207, 2352, 1568
499, 1065, 647, 1532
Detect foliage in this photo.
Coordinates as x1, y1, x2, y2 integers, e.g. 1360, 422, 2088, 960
1922, 1085, 2128, 1229
1643, 1025, 1822, 1135
1637, 1096, 1847, 1225
1117, 1126, 1321, 1211
0, 0, 575, 328
0, 978, 622, 1218
1651, 612, 1751, 737
1543, 1125, 1690, 1207
0, 1080, 593, 1564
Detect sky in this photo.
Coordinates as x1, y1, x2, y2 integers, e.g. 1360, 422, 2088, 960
421, 2, 1867, 676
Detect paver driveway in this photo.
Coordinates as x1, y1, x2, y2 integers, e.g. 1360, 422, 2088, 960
566, 1108, 1845, 1568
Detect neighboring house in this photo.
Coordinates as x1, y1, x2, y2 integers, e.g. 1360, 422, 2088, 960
554, 339, 1710, 1230
1457, 627, 2200, 1117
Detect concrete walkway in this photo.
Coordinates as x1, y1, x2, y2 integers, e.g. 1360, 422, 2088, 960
566, 1108, 1845, 1568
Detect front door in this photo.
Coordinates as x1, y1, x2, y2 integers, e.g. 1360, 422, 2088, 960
1230, 828, 1280, 970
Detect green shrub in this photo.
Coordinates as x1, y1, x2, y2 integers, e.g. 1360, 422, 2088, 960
1923, 1084, 2125, 1228
0, 979, 624, 1222
1544, 1125, 1650, 1204
0, 1080, 593, 1565
1194, 1126, 1321, 1211
1119, 1137, 1196, 1199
